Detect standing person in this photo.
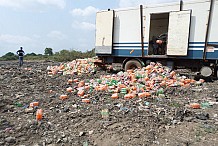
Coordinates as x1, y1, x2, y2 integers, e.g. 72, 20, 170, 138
17, 47, 25, 67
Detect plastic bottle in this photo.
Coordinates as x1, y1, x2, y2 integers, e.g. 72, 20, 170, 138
156, 88, 164, 96
97, 79, 102, 84
200, 102, 211, 109
101, 109, 109, 119
136, 73, 142, 79
36, 109, 43, 121
111, 79, 118, 86
89, 85, 93, 93
15, 102, 23, 107
120, 88, 127, 94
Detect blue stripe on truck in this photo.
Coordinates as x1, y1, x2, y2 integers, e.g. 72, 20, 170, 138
113, 48, 144, 56
111, 49, 218, 59
96, 42, 218, 59
113, 42, 218, 45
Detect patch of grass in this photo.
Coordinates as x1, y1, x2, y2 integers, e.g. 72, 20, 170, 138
200, 124, 218, 134
195, 129, 202, 142
194, 124, 218, 142
169, 102, 181, 108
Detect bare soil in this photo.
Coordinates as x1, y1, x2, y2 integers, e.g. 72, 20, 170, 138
0, 61, 218, 146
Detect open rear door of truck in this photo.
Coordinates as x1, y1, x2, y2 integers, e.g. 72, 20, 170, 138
95, 10, 114, 54
167, 10, 191, 56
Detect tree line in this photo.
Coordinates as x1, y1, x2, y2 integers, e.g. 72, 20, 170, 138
0, 48, 95, 62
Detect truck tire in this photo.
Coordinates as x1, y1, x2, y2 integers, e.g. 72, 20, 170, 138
200, 66, 213, 77
124, 59, 142, 71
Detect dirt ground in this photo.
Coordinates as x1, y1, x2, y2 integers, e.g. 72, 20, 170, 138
0, 60, 218, 146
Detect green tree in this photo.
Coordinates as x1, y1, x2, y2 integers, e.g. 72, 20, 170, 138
44, 48, 53, 56
83, 48, 95, 58
5, 52, 15, 56
0, 52, 17, 60
26, 52, 37, 56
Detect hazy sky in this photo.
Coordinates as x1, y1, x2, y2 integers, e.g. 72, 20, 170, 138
0, 0, 177, 56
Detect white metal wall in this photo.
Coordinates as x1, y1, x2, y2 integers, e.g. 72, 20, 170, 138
95, 11, 114, 54
113, 9, 141, 43
183, 0, 210, 42
209, 0, 218, 42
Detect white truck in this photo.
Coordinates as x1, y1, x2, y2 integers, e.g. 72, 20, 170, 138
95, 0, 218, 77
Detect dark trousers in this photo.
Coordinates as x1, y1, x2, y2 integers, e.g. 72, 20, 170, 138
19, 56, 23, 67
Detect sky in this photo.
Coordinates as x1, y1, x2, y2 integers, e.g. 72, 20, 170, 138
0, 0, 178, 57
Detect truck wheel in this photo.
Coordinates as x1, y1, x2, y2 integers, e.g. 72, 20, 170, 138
200, 66, 213, 77
124, 59, 142, 71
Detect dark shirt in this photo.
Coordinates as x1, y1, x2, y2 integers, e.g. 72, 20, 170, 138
157, 33, 167, 42
17, 50, 25, 56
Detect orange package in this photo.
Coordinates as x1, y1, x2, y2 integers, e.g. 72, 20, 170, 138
30, 102, 39, 107
78, 80, 85, 87
66, 87, 73, 92
111, 93, 119, 99
190, 103, 200, 109
68, 79, 73, 84
36, 109, 43, 121
59, 95, 69, 100
77, 90, 85, 97
82, 99, 90, 103
138, 92, 146, 98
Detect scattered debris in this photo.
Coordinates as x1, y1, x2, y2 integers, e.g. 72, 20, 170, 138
0, 60, 217, 146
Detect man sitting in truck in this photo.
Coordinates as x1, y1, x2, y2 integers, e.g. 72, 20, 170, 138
150, 36, 159, 55
150, 33, 167, 55
156, 33, 167, 55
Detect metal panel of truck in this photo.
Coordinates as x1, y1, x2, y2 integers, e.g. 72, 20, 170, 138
167, 10, 191, 56
205, 0, 218, 59
113, 9, 142, 57
95, 10, 114, 54
182, 0, 210, 59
